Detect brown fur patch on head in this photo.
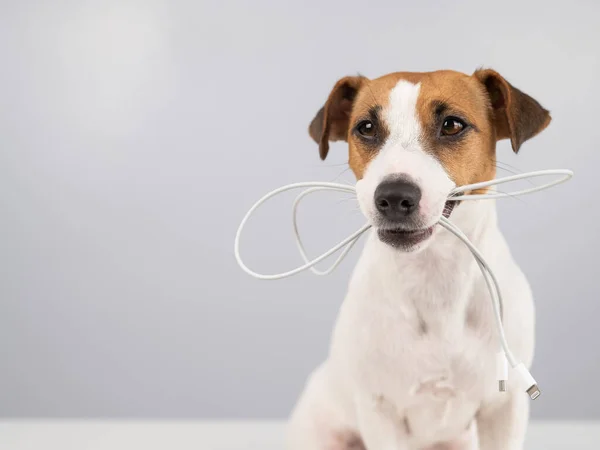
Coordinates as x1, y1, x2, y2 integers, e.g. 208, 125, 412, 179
346, 73, 428, 178
309, 69, 551, 187
415, 71, 498, 189
345, 79, 391, 178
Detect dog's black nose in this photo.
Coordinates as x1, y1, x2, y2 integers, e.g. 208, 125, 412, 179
374, 179, 422, 220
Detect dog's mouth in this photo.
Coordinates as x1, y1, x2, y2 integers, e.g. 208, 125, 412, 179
377, 201, 457, 249
377, 225, 435, 249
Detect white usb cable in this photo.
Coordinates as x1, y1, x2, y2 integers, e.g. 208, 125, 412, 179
234, 169, 573, 399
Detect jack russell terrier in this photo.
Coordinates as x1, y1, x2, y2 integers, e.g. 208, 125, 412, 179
286, 69, 551, 450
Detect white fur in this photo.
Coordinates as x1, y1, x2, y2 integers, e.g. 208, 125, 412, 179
287, 80, 535, 450
356, 81, 454, 233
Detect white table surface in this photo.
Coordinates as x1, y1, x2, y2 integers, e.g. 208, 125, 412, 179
1, 421, 599, 450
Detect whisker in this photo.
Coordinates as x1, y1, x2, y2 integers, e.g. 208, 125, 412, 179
332, 166, 352, 182
491, 160, 536, 188
493, 160, 522, 172
489, 189, 529, 205
493, 164, 520, 175
330, 175, 356, 187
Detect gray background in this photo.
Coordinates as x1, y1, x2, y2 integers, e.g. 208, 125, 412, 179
0, 0, 598, 419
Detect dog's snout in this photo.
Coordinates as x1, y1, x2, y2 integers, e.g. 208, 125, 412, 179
374, 179, 422, 221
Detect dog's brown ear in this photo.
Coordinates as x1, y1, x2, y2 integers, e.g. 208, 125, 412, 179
309, 76, 367, 160
473, 69, 551, 153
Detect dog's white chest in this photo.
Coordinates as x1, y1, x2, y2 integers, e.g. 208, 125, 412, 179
352, 318, 495, 400
332, 230, 500, 439
345, 300, 496, 441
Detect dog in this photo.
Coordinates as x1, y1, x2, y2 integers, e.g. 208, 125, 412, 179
286, 69, 551, 450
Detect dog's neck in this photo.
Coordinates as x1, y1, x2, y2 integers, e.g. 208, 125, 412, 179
357, 199, 499, 334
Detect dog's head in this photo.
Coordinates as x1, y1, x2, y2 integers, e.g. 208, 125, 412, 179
309, 69, 551, 251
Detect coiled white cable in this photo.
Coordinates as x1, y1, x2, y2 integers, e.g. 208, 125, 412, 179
234, 169, 573, 398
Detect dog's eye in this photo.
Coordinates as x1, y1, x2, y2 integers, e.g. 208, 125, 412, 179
356, 120, 375, 138
441, 117, 466, 136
